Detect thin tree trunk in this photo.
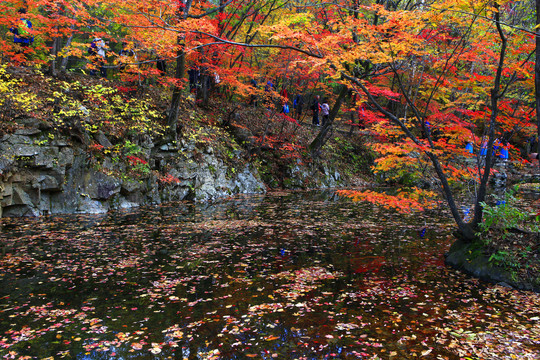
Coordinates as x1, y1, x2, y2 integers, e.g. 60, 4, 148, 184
196, 47, 210, 108
59, 34, 73, 72
167, 0, 193, 138
253, 113, 275, 156
309, 85, 348, 157
472, 2, 507, 227
197, 71, 210, 107
50, 37, 59, 76
167, 47, 185, 137
344, 68, 477, 241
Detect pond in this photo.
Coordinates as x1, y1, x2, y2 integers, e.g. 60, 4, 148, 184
0, 191, 539, 359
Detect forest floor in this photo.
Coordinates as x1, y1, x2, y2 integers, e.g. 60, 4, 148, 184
484, 230, 540, 288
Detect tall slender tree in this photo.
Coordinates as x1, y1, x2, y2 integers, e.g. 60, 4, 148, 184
167, 0, 193, 139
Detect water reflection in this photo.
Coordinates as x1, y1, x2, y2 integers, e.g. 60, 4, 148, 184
0, 191, 538, 359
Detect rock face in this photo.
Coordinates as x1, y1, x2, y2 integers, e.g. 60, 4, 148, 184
0, 122, 267, 217
285, 160, 341, 189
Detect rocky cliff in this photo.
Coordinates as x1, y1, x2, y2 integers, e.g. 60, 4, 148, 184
0, 118, 266, 217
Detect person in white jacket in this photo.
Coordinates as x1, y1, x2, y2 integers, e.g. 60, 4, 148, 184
89, 37, 108, 77
320, 99, 330, 126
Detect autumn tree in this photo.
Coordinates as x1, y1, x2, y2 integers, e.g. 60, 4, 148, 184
283, 0, 536, 241
1, 0, 534, 244
1, 1, 80, 67
88, 0, 323, 137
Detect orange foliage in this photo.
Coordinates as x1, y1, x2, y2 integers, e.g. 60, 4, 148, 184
338, 188, 439, 213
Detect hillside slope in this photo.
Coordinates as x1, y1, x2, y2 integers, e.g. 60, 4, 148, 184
0, 66, 373, 217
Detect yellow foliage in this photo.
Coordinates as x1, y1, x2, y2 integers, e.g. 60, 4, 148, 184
0, 65, 41, 120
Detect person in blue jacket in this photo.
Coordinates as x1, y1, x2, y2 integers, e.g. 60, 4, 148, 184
10, 8, 34, 48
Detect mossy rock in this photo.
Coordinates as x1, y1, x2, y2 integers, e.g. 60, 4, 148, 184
445, 239, 540, 293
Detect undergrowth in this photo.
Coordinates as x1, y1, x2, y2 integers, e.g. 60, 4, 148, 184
476, 187, 540, 286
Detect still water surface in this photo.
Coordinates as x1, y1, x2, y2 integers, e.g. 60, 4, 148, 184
0, 191, 538, 359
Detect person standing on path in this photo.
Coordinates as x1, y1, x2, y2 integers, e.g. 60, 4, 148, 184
293, 94, 304, 121
118, 41, 136, 71
280, 86, 288, 102
311, 95, 320, 126
89, 37, 108, 77
9, 8, 34, 60
320, 99, 330, 126
249, 79, 258, 106
264, 80, 275, 111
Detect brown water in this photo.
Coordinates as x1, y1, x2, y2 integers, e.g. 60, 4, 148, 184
0, 191, 538, 359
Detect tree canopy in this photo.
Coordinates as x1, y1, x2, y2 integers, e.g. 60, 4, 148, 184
1, 0, 537, 239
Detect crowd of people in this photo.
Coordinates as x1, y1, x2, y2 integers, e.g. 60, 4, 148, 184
250, 80, 336, 127
247, 78, 537, 168
7, 7, 168, 80
86, 37, 168, 80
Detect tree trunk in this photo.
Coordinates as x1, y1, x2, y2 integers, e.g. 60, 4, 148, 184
453, 223, 477, 243
167, 44, 185, 137
309, 85, 348, 157
167, 0, 193, 138
59, 34, 73, 72
195, 46, 210, 108
50, 37, 60, 77
472, 3, 507, 227
196, 72, 210, 107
